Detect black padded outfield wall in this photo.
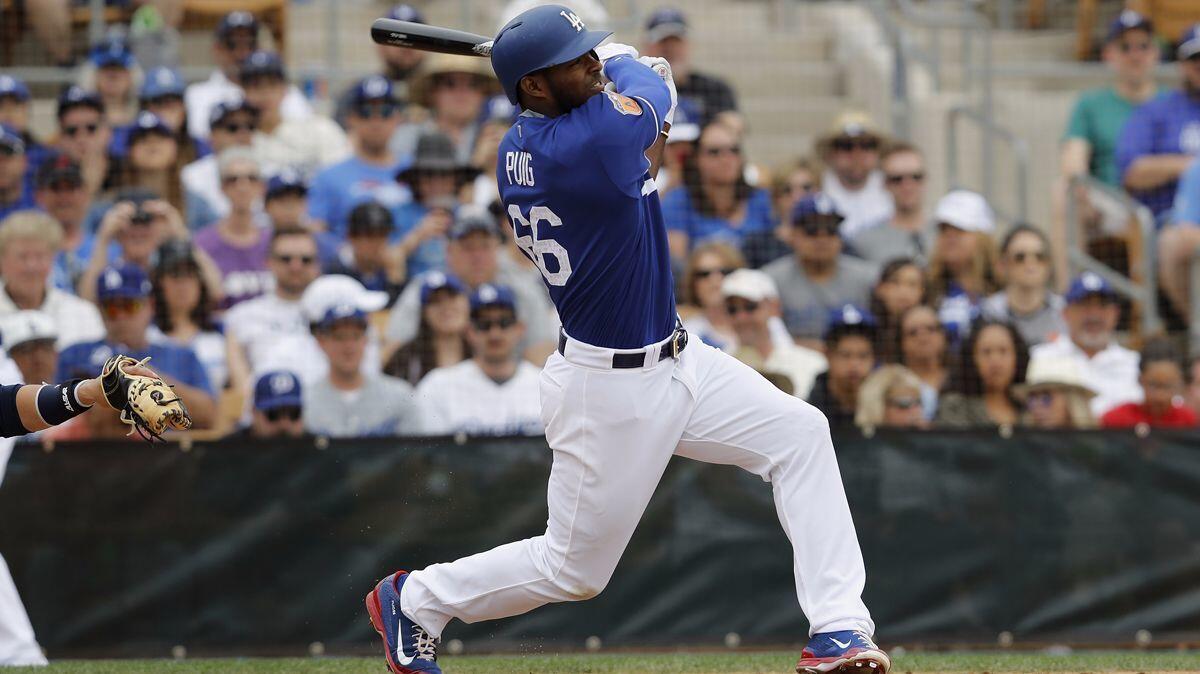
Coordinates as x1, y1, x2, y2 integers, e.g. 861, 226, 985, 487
1, 431, 1199, 657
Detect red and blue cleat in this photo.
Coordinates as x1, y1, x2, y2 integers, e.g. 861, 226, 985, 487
795, 630, 891, 673
365, 570, 442, 674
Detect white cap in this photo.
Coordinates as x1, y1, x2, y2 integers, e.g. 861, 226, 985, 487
934, 189, 995, 233
721, 269, 778, 302
0, 310, 57, 350
300, 275, 389, 325
1014, 355, 1096, 400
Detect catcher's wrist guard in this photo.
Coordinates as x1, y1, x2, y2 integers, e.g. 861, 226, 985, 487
36, 379, 91, 426
100, 355, 192, 441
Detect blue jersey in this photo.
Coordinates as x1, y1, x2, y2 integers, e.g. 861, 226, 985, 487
496, 56, 675, 349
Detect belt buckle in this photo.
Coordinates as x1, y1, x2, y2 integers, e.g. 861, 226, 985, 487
670, 329, 686, 359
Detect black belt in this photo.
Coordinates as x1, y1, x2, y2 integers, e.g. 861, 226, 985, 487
557, 328, 689, 369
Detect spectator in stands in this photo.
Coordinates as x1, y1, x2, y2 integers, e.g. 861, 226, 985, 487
385, 207, 557, 362
182, 98, 259, 228
927, 190, 999, 342
680, 242, 745, 351
1101, 338, 1197, 428
310, 76, 410, 236
0, 76, 49, 174
763, 194, 875, 345
312, 73, 410, 236
302, 276, 416, 437
722, 269, 826, 398
246, 371, 306, 439
137, 67, 210, 166
936, 320, 1028, 428
34, 155, 94, 291
869, 258, 927, 364
83, 35, 139, 128
151, 240, 228, 392
0, 211, 103, 348
58, 263, 216, 433
194, 148, 271, 309
1117, 22, 1200, 222
854, 365, 927, 430
1030, 272, 1141, 417
184, 11, 310, 139
770, 157, 821, 223
641, 7, 739, 128
0, 310, 58, 385
807, 305, 876, 427
896, 304, 949, 419
0, 127, 33, 221
1016, 355, 1097, 429
416, 283, 542, 436
327, 201, 404, 305
655, 105, 700, 196
241, 52, 350, 177
663, 120, 772, 260
1159, 153, 1200, 316
384, 271, 470, 385
55, 86, 111, 199
79, 192, 197, 302
375, 5, 427, 102
398, 54, 500, 163
263, 171, 339, 267
850, 143, 932, 266
465, 110, 516, 210
815, 111, 892, 238
1062, 11, 1160, 189
106, 111, 186, 213
981, 225, 1066, 347
393, 132, 479, 276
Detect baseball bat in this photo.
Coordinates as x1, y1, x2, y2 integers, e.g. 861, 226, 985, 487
370, 18, 493, 58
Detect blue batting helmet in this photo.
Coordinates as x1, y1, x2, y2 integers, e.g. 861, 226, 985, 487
490, 4, 611, 105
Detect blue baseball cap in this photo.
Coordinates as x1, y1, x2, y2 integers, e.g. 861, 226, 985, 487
824, 304, 877, 342
97, 264, 152, 302
349, 75, 398, 107
490, 4, 612, 105
140, 67, 186, 101
89, 36, 135, 68
128, 110, 172, 141
209, 97, 258, 128
387, 3, 425, 23
792, 193, 845, 227
469, 283, 517, 314
253, 370, 302, 410
419, 271, 466, 305
216, 10, 259, 39
239, 51, 286, 81
0, 75, 29, 102
645, 7, 689, 42
265, 170, 307, 199
57, 85, 103, 118
1105, 10, 1153, 44
1065, 271, 1118, 304
1179, 23, 1200, 60
0, 126, 24, 156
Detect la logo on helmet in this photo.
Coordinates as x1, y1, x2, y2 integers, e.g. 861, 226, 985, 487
560, 10, 585, 32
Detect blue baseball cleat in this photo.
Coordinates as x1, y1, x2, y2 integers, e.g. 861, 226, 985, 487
365, 570, 442, 673
795, 630, 891, 673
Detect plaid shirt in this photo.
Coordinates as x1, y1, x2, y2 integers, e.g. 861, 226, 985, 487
1116, 89, 1200, 220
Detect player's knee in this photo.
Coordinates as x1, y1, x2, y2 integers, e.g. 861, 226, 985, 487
549, 566, 609, 601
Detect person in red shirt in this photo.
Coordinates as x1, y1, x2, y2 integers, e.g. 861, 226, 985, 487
1101, 338, 1198, 428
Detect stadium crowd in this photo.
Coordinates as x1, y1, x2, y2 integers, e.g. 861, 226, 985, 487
0, 4, 1199, 442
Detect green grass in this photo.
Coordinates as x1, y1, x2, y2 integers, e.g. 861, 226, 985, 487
10, 651, 1198, 673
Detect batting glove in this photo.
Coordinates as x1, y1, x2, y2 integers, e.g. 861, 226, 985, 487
594, 42, 640, 78
637, 56, 677, 126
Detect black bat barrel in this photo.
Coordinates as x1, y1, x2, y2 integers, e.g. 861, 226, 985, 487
370, 18, 493, 57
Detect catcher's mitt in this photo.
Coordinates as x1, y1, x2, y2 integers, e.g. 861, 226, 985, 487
101, 355, 192, 440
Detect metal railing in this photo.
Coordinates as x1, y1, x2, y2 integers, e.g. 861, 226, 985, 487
1064, 174, 1162, 337
945, 104, 1030, 224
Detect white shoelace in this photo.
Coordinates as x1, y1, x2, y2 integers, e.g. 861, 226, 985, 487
411, 625, 439, 661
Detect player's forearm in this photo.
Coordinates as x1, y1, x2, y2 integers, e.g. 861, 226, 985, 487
1123, 154, 1192, 190
647, 126, 669, 178
604, 56, 671, 125
12, 380, 98, 435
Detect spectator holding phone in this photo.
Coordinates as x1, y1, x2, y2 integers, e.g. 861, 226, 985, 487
393, 132, 479, 277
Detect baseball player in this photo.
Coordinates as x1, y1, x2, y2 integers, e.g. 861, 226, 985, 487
365, 6, 890, 674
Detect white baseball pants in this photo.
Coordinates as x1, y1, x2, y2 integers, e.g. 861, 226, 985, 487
401, 336, 873, 638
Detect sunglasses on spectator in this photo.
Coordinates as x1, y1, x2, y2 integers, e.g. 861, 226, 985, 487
355, 103, 399, 118
63, 123, 100, 137
885, 172, 925, 185
1117, 41, 1153, 54
800, 223, 840, 237
787, 182, 815, 194
903, 323, 940, 338
145, 95, 184, 107
1026, 390, 1056, 407
101, 298, 146, 317
700, 145, 741, 157
273, 253, 315, 265
1009, 250, 1047, 264
725, 300, 760, 316
886, 396, 920, 410
217, 122, 257, 134
472, 316, 517, 331
265, 406, 301, 422
832, 137, 879, 152
222, 173, 261, 185
695, 267, 736, 279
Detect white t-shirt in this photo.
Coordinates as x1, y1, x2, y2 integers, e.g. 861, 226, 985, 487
0, 283, 104, 350
184, 69, 312, 139
181, 154, 228, 222
415, 360, 543, 437
254, 116, 352, 179
1030, 334, 1142, 417
822, 169, 894, 240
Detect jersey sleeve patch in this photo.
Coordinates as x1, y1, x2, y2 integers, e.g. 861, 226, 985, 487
604, 91, 642, 116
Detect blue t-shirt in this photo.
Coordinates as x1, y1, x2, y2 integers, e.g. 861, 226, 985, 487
496, 56, 675, 350
57, 339, 214, 396
1116, 89, 1200, 220
308, 156, 412, 237
661, 186, 773, 250
1173, 156, 1200, 225
392, 201, 448, 278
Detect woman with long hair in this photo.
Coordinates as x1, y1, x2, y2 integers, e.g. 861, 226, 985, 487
896, 304, 950, 418
855, 365, 927, 430
936, 320, 1029, 427
104, 111, 185, 212
870, 257, 927, 363
150, 240, 230, 393
981, 224, 1066, 347
383, 273, 471, 386
927, 190, 1000, 342
679, 241, 746, 351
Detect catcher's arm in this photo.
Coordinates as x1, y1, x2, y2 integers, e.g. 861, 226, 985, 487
2, 361, 157, 437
